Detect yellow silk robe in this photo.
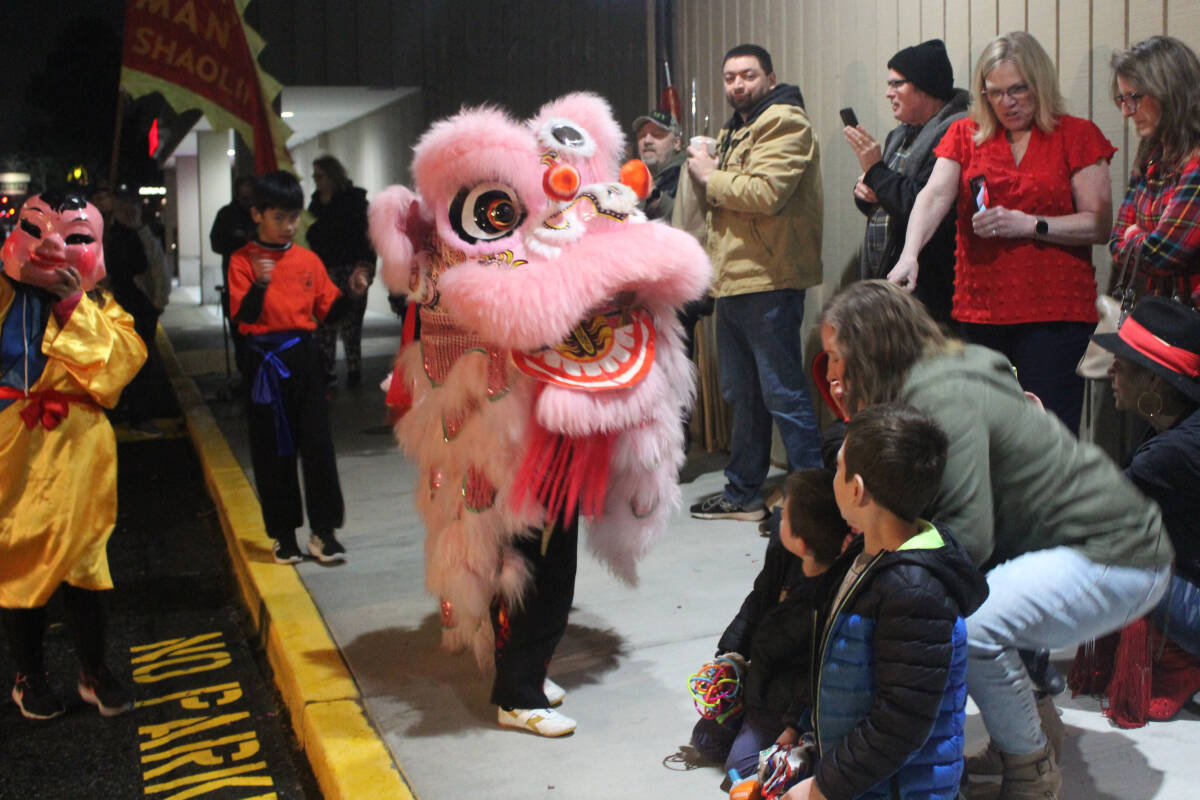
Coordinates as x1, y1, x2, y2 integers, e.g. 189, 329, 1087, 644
0, 277, 147, 608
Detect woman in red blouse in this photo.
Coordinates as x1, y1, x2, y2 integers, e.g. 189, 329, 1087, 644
1109, 36, 1200, 309
892, 31, 1115, 434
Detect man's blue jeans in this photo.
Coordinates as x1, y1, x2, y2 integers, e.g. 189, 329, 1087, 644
967, 547, 1171, 754
715, 289, 822, 507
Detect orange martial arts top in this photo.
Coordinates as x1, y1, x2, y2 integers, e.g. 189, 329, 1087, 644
227, 241, 341, 335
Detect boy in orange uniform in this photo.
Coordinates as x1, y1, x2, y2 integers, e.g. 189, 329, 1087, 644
228, 171, 369, 564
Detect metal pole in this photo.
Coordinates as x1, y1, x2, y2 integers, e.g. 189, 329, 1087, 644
108, 91, 126, 188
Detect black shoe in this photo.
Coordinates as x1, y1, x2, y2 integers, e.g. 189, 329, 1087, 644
308, 530, 347, 564
78, 665, 134, 717
758, 506, 782, 538
272, 536, 304, 565
1022, 648, 1067, 696
128, 420, 164, 439
12, 672, 65, 720
689, 492, 768, 521
346, 370, 362, 388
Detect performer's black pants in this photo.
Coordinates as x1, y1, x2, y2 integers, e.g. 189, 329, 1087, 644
1, 585, 107, 677
244, 334, 345, 540
490, 515, 579, 709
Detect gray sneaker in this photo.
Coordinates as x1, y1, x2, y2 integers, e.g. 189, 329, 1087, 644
689, 492, 768, 521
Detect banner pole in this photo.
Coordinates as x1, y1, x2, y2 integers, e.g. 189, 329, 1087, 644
108, 90, 126, 188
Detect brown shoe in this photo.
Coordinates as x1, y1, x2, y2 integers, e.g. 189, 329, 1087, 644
967, 695, 1063, 781
1036, 694, 1064, 763
997, 742, 1061, 800
966, 740, 1004, 777
964, 741, 1004, 800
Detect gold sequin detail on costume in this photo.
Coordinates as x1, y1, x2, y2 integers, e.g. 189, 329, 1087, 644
481, 250, 528, 269
419, 308, 511, 399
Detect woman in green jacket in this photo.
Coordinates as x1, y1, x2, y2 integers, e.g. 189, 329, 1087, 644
817, 279, 1173, 799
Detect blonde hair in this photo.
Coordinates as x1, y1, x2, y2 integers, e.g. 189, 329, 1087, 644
970, 31, 1064, 145
1111, 36, 1200, 172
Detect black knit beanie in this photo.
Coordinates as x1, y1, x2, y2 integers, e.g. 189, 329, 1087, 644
887, 39, 954, 101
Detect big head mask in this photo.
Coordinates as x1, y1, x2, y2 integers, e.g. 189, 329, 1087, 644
2, 192, 106, 293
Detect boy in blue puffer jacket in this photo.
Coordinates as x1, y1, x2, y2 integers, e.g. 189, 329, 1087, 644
784, 404, 988, 800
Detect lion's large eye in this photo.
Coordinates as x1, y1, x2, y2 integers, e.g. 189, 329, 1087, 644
449, 183, 525, 244
536, 117, 597, 158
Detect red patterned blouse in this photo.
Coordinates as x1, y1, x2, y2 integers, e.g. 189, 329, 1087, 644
935, 115, 1116, 325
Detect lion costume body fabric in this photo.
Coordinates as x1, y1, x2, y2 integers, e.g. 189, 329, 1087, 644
370, 93, 710, 667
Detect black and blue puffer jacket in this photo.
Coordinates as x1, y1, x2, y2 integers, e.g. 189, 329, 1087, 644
809, 525, 988, 800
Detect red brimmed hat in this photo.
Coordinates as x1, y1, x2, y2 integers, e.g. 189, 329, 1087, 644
1092, 296, 1200, 403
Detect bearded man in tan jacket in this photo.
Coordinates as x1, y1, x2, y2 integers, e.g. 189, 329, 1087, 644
685, 43, 825, 522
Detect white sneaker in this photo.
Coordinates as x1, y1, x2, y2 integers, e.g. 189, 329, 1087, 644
544, 678, 565, 707
497, 706, 576, 737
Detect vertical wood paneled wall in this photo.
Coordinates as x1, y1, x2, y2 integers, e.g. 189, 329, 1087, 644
674, 0, 1200, 303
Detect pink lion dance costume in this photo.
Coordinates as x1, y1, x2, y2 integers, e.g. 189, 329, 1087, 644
370, 92, 710, 731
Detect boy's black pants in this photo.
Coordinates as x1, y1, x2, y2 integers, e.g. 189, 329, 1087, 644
490, 515, 578, 709
244, 332, 345, 540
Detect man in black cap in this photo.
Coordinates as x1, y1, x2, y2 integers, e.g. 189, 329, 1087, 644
843, 39, 969, 323
632, 110, 685, 221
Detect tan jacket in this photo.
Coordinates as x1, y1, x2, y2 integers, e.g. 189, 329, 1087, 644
702, 96, 823, 297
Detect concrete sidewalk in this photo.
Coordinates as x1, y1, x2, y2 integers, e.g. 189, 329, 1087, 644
160, 287, 1200, 800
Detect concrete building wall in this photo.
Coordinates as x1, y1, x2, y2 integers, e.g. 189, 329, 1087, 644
173, 154, 201, 290
290, 91, 426, 315
196, 131, 234, 304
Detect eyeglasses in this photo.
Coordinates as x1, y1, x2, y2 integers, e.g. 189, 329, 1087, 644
1113, 91, 1146, 112
886, 79, 911, 89
983, 83, 1031, 103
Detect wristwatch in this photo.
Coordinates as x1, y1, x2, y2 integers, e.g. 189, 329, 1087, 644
1035, 218, 1049, 237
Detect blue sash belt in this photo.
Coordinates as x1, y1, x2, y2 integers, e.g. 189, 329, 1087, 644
249, 332, 304, 456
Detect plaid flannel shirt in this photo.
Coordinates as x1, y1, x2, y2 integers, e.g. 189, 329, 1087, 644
1110, 153, 1200, 300
860, 127, 918, 278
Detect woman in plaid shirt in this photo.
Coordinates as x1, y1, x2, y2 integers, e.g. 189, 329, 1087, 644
1110, 36, 1200, 308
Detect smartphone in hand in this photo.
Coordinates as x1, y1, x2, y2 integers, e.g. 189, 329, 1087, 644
969, 175, 989, 211
839, 107, 859, 128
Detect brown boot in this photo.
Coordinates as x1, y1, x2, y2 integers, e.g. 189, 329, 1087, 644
998, 742, 1061, 800
969, 696, 1064, 779
965, 740, 1004, 777
1035, 694, 1064, 764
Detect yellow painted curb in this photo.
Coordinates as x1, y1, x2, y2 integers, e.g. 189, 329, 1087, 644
157, 326, 415, 799
304, 701, 415, 800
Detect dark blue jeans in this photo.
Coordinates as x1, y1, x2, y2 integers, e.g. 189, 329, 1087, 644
716, 290, 822, 507
959, 320, 1093, 435
725, 715, 783, 783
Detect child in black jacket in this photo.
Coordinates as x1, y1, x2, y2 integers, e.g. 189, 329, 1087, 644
692, 469, 852, 791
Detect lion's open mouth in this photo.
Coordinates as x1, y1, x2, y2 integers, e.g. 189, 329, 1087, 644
512, 307, 656, 390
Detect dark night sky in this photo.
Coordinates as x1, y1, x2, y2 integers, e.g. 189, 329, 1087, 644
0, 2, 125, 153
